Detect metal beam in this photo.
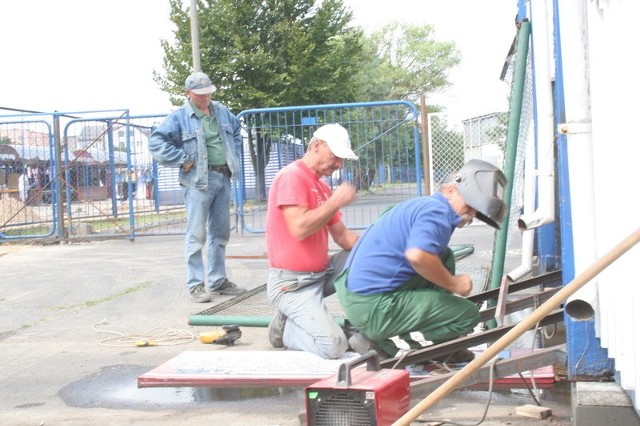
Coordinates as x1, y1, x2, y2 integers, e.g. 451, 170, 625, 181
478, 286, 561, 323
467, 270, 562, 305
409, 344, 567, 394
381, 309, 564, 369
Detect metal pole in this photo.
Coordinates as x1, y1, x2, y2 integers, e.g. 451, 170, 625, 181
53, 114, 65, 240
486, 21, 532, 330
189, 0, 201, 72
419, 95, 432, 195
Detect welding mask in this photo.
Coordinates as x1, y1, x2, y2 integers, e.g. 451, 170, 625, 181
455, 159, 507, 229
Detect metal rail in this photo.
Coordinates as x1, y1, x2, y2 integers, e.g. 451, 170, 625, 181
409, 344, 566, 394
381, 309, 564, 369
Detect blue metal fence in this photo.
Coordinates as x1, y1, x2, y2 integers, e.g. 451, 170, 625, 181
1, 101, 423, 241
237, 100, 423, 233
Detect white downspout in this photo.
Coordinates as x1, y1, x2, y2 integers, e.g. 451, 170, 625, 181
557, 0, 598, 322
517, 0, 555, 232
507, 122, 535, 282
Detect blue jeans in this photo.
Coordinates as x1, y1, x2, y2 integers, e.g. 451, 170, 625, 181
266, 251, 350, 359
183, 171, 231, 291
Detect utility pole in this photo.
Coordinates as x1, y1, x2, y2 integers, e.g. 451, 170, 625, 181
189, 0, 201, 72
419, 95, 432, 195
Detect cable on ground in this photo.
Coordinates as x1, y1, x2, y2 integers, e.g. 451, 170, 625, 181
92, 320, 196, 347
415, 357, 502, 426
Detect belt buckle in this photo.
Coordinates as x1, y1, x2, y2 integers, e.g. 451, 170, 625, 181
210, 164, 230, 176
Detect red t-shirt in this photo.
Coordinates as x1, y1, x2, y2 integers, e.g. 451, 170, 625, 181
266, 160, 341, 271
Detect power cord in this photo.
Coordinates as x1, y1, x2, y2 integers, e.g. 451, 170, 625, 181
415, 357, 502, 426
92, 319, 196, 347
414, 302, 551, 424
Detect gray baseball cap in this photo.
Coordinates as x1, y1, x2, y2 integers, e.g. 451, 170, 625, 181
185, 72, 216, 95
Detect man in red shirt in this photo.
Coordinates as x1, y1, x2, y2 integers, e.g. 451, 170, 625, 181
265, 123, 359, 359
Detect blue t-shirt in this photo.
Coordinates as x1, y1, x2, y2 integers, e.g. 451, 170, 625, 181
346, 193, 460, 294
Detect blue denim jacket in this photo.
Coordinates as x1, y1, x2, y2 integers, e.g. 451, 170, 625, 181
149, 100, 242, 190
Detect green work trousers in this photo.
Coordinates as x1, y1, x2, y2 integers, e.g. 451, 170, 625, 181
335, 248, 480, 357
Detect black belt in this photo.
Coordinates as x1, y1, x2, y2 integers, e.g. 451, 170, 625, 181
207, 164, 230, 176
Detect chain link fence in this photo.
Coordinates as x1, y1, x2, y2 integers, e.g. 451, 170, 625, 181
0, 111, 188, 241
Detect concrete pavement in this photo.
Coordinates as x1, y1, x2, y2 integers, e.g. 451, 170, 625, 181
0, 226, 573, 425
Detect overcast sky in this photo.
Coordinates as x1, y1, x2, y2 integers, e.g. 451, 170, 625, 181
0, 0, 516, 120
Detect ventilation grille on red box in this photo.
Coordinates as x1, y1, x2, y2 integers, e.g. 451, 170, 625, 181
305, 351, 410, 426
309, 389, 376, 425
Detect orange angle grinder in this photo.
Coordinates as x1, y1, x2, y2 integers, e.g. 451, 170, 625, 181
198, 325, 242, 346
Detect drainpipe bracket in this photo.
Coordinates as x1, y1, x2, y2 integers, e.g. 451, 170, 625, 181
558, 121, 592, 135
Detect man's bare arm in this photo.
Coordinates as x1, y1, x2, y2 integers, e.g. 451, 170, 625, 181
405, 247, 473, 296
281, 182, 356, 241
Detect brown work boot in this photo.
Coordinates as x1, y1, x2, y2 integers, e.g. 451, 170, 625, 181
210, 278, 246, 296
268, 310, 287, 348
348, 331, 390, 360
190, 283, 211, 303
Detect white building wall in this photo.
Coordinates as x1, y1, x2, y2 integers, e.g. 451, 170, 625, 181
583, 0, 640, 410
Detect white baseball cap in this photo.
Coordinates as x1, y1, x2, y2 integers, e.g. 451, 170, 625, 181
313, 124, 358, 160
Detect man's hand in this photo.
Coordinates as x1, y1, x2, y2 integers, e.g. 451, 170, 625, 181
281, 181, 356, 241
331, 182, 357, 208
451, 274, 473, 297
182, 161, 193, 172
405, 248, 474, 296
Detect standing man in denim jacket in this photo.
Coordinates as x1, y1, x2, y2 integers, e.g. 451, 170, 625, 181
149, 71, 246, 303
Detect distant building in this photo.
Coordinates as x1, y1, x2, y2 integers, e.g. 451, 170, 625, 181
462, 112, 507, 167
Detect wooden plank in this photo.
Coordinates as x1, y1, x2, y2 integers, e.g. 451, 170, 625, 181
137, 351, 362, 388
516, 404, 552, 419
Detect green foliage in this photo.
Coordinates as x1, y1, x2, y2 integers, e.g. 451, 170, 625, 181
155, 0, 364, 113
0, 136, 11, 145
155, 3, 464, 195
356, 22, 461, 104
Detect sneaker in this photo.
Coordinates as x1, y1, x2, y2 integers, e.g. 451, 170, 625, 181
190, 283, 211, 303
432, 348, 475, 364
268, 310, 287, 348
210, 278, 246, 296
348, 331, 389, 360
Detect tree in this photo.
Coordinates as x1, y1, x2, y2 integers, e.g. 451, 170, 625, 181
485, 111, 509, 152
346, 22, 461, 190
156, 0, 364, 112
356, 22, 461, 103
155, 6, 463, 198
156, 0, 365, 200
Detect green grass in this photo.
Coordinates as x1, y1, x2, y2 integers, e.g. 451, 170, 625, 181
48, 281, 152, 310
1, 209, 187, 237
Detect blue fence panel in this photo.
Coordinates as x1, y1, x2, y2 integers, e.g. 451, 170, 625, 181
237, 101, 422, 233
2, 100, 423, 241
0, 117, 57, 240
